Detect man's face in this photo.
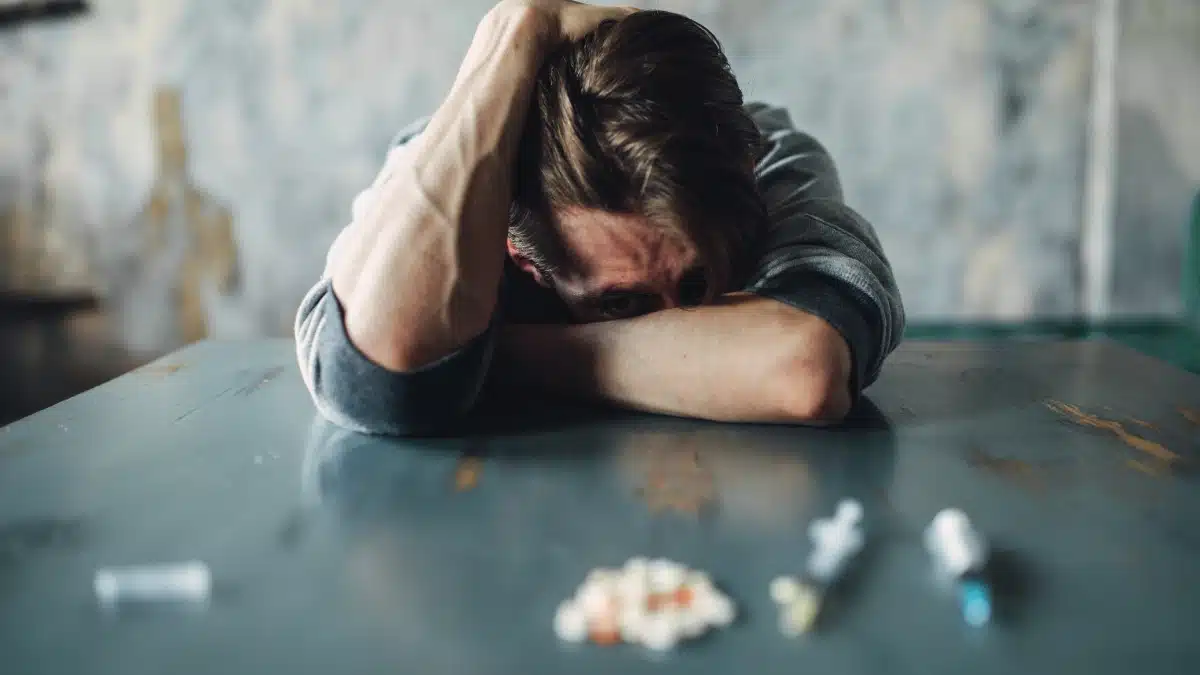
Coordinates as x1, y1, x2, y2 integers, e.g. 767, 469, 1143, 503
509, 208, 710, 323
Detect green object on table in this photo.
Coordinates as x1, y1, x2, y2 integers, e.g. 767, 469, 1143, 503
1, 339, 1198, 674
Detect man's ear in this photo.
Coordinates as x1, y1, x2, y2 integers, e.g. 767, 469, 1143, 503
506, 239, 551, 287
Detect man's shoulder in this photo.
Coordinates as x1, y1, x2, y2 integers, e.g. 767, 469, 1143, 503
743, 102, 797, 135
743, 102, 841, 202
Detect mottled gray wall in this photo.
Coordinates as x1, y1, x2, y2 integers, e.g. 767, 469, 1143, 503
0, 0, 1196, 352
1111, 1, 1200, 316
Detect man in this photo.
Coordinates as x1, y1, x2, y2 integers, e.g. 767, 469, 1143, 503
295, 0, 904, 436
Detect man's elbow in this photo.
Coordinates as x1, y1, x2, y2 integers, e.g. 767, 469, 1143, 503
773, 368, 850, 424
772, 331, 853, 425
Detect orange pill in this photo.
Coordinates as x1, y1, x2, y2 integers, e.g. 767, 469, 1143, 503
673, 586, 694, 607
590, 615, 622, 646
646, 593, 668, 612
591, 628, 621, 645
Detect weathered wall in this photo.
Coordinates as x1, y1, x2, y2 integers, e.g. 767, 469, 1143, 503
0, 0, 1195, 352
1110, 1, 1200, 316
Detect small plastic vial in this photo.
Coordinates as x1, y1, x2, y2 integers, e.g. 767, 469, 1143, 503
925, 509, 993, 627
94, 561, 211, 607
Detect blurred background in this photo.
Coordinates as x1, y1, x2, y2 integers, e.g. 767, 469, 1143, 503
0, 0, 1197, 425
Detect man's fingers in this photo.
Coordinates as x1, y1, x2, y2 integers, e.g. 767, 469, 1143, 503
559, 3, 637, 41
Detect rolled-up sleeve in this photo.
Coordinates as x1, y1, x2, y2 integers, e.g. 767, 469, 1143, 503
743, 103, 906, 396
294, 278, 497, 436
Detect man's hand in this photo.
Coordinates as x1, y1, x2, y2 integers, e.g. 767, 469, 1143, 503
490, 0, 636, 50
496, 295, 854, 425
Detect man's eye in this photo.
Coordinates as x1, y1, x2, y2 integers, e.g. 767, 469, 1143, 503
678, 269, 708, 307
597, 294, 648, 319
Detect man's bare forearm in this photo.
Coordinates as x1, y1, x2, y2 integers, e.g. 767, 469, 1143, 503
328, 7, 546, 371
496, 295, 854, 423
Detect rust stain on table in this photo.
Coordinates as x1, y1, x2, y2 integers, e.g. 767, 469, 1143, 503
965, 447, 1047, 491
140, 363, 186, 377
454, 457, 482, 492
1045, 400, 1179, 463
637, 449, 715, 515
1127, 459, 1166, 477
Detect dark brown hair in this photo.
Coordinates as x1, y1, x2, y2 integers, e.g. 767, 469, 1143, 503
509, 10, 766, 298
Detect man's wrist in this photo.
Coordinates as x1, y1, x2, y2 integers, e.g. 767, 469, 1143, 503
497, 323, 603, 392
477, 2, 556, 60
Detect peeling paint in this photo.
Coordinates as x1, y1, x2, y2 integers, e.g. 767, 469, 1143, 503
140, 88, 241, 345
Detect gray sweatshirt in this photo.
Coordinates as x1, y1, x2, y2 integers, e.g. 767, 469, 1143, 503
295, 103, 906, 435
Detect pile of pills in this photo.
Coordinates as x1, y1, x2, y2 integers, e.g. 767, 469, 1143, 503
548, 503, 993, 650
554, 557, 736, 651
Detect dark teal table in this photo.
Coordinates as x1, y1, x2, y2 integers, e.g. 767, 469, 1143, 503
1, 340, 1198, 674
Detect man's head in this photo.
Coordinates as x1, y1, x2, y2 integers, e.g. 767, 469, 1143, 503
509, 10, 766, 322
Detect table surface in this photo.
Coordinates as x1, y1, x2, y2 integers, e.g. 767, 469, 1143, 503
1, 339, 1199, 675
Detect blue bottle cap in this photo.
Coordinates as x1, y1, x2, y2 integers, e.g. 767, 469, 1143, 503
959, 579, 992, 627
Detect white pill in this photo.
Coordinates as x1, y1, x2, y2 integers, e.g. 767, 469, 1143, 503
576, 582, 613, 615
94, 561, 211, 606
617, 564, 649, 599
691, 584, 719, 615
770, 576, 800, 605
676, 606, 709, 638
684, 570, 713, 591
699, 592, 735, 627
622, 558, 650, 595
640, 613, 681, 651
648, 559, 685, 592
554, 600, 588, 643
624, 557, 650, 574
585, 568, 618, 588
619, 605, 649, 642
